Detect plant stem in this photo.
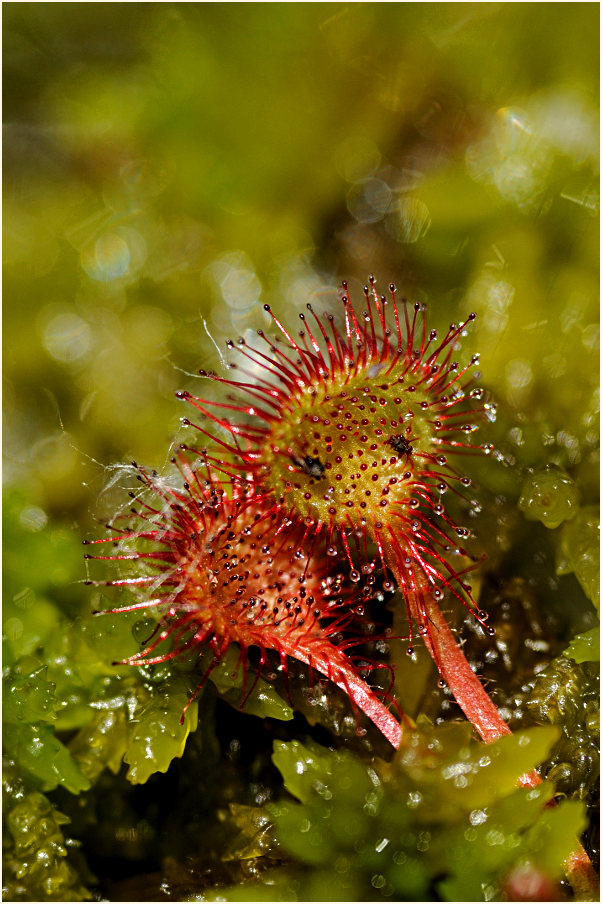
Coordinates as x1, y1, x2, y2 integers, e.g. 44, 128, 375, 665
412, 587, 513, 743
283, 639, 413, 748
381, 535, 512, 744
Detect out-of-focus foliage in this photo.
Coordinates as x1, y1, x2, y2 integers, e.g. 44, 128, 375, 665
557, 506, 600, 611
3, 2, 599, 900
518, 465, 579, 530
559, 505, 600, 663
566, 626, 600, 664
207, 723, 584, 902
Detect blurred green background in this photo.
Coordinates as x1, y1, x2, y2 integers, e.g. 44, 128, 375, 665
4, 1, 599, 525
2, 3, 599, 899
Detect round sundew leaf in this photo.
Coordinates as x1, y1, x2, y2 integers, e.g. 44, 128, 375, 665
86, 457, 406, 746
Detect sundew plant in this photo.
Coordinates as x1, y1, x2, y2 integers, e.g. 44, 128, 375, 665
3, 4, 599, 902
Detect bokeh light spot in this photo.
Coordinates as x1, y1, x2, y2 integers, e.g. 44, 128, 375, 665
82, 231, 133, 281
347, 179, 392, 224
43, 313, 92, 363
334, 136, 381, 183
387, 197, 431, 243
19, 506, 48, 532
4, 617, 24, 641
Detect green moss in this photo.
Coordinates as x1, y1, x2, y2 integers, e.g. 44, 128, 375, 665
3, 724, 90, 796
122, 675, 199, 784
557, 506, 600, 611
205, 647, 294, 722
68, 709, 129, 782
518, 466, 579, 529
2, 667, 57, 725
526, 656, 600, 800
565, 626, 600, 663
2, 492, 85, 668
211, 723, 587, 902
2, 765, 91, 901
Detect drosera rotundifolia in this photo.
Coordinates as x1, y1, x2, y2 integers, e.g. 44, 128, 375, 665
83, 455, 410, 748
83, 277, 597, 894
176, 277, 516, 746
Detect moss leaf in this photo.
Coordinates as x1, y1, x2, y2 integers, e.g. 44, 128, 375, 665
207, 648, 294, 721
3, 724, 90, 794
123, 677, 199, 784
565, 626, 600, 663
